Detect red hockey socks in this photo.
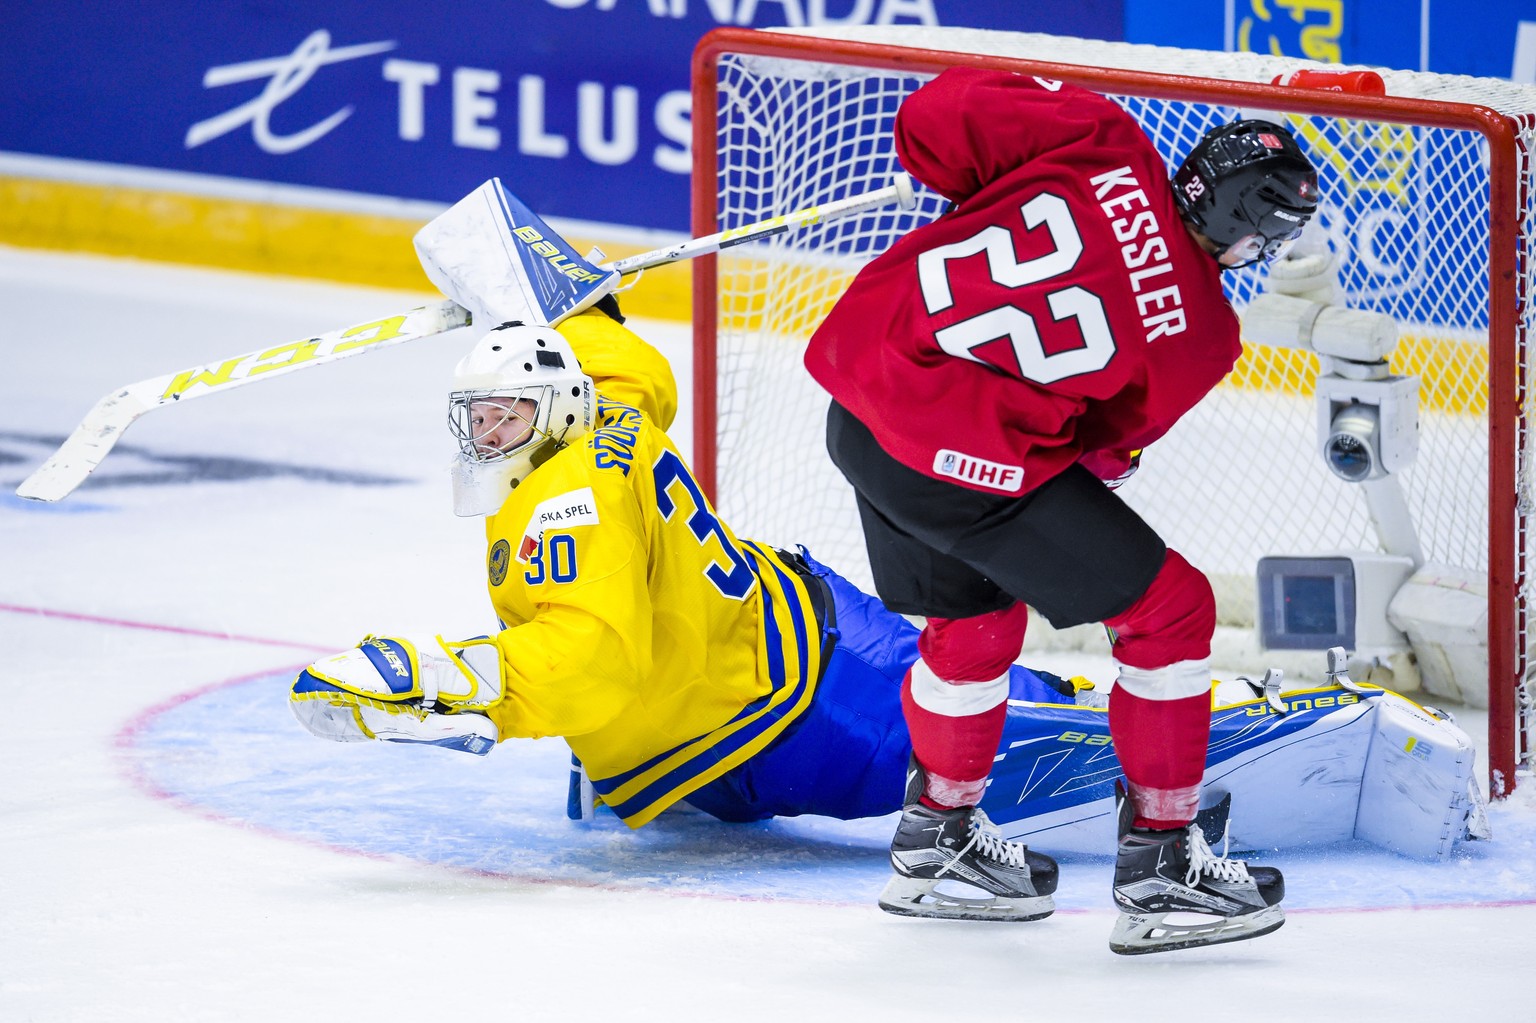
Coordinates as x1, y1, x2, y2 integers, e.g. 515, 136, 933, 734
902, 603, 1028, 809
902, 670, 1008, 807
1108, 683, 1212, 829
1099, 547, 1217, 829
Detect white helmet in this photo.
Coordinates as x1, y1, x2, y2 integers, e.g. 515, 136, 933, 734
447, 323, 594, 516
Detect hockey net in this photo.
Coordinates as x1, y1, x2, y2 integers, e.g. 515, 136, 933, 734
690, 26, 1536, 795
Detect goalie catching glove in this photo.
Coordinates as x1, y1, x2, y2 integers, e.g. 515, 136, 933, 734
290, 635, 504, 755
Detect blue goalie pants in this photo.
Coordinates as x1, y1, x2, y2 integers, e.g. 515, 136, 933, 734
684, 553, 1485, 861
687, 552, 1091, 824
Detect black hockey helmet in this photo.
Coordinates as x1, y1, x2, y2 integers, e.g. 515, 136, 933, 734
1172, 119, 1320, 267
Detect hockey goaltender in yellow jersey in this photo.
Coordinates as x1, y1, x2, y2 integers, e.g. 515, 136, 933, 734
288, 178, 830, 831
292, 306, 828, 827
476, 310, 825, 825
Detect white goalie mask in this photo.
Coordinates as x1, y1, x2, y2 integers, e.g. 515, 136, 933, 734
447, 323, 594, 516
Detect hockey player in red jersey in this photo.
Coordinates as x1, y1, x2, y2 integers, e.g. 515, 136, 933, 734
804, 67, 1320, 953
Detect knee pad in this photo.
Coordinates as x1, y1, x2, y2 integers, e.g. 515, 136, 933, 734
916, 601, 1029, 683
1104, 549, 1215, 670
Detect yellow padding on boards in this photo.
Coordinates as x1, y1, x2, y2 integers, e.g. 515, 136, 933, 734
0, 175, 692, 323
0, 175, 1492, 401
718, 256, 1490, 416
1228, 337, 1488, 416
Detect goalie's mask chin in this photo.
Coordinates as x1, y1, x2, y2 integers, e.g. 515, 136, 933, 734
447, 323, 594, 517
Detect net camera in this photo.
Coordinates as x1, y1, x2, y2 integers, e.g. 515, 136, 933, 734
1243, 292, 1419, 481
1318, 374, 1419, 482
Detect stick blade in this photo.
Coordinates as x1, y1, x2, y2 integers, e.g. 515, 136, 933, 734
15, 301, 470, 503
14, 390, 144, 502
16, 455, 101, 503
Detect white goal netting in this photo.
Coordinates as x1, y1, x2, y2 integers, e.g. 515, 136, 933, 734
693, 27, 1536, 787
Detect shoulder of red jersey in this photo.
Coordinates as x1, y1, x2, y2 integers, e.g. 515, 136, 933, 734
897, 68, 1145, 204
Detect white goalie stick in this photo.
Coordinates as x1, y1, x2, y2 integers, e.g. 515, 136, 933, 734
602, 171, 916, 274
15, 173, 917, 502
13, 301, 474, 504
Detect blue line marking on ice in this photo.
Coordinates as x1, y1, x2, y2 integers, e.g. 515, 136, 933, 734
121, 670, 1536, 910
2, 492, 114, 513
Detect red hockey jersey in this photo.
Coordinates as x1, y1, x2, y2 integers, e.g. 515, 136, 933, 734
804, 68, 1241, 495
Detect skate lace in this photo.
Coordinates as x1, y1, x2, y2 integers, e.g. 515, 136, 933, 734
962, 808, 1032, 870
1184, 824, 1251, 886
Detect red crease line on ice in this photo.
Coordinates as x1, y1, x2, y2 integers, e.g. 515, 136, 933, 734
108, 667, 935, 911
0, 601, 334, 652
103, 639, 1536, 914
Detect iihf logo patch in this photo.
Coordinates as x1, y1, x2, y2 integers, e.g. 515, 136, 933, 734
488, 538, 511, 586
932, 449, 1024, 492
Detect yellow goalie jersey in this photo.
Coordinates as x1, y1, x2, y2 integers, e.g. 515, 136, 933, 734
479, 310, 825, 827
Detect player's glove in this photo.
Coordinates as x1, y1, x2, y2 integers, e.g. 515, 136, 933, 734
593, 292, 625, 323
1079, 448, 1143, 490
1103, 449, 1142, 491
289, 635, 504, 755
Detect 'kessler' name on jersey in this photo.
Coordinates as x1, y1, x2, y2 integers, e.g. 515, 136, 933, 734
1089, 165, 1187, 343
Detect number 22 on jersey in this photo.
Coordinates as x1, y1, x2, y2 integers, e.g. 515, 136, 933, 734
916, 192, 1116, 385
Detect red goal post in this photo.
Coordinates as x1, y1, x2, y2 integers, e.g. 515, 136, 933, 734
690, 26, 1535, 796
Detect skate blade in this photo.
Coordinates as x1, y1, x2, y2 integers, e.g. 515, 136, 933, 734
877, 875, 1055, 922
1108, 904, 1285, 955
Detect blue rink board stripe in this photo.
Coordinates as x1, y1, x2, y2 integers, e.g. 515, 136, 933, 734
117, 669, 1536, 911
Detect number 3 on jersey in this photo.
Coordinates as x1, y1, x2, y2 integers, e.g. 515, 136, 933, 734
653, 449, 756, 600
916, 192, 1115, 384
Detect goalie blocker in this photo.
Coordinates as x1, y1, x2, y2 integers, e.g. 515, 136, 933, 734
413, 178, 618, 329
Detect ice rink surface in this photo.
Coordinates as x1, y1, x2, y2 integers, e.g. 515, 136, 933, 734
2, 246, 1533, 1021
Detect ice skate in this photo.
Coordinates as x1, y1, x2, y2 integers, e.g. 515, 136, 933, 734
1109, 786, 1285, 955
877, 763, 1058, 921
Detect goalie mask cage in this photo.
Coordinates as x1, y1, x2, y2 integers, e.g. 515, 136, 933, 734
690, 26, 1535, 797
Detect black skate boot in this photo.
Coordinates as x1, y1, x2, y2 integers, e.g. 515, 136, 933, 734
877, 760, 1058, 922
1109, 784, 1285, 954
